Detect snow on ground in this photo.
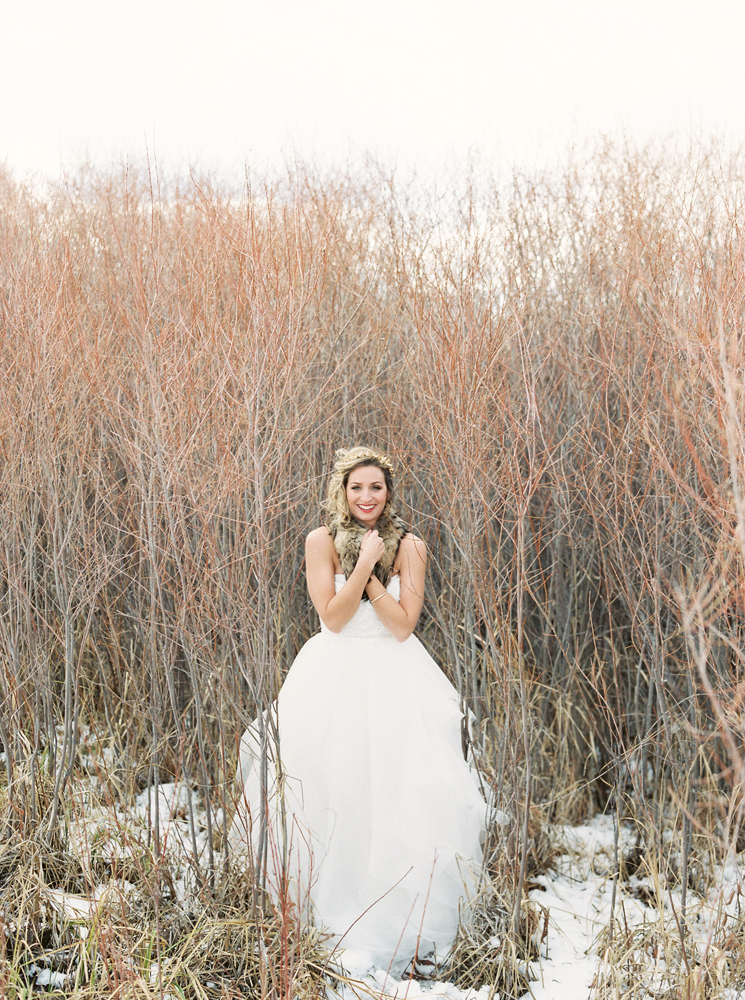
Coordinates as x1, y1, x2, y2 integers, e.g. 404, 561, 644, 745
49, 776, 745, 999
65, 779, 212, 902
338, 814, 745, 1000
524, 816, 745, 1000
526, 817, 618, 999
336, 968, 490, 1000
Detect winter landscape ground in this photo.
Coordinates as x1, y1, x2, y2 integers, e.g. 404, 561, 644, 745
6, 764, 745, 998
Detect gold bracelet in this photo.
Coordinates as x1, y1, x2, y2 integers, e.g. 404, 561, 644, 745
370, 593, 385, 603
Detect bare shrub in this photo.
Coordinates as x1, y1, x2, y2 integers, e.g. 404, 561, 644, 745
1, 139, 745, 995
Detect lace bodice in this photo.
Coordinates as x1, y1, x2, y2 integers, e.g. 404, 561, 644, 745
320, 574, 401, 638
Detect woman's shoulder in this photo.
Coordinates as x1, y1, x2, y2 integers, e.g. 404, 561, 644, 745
306, 525, 333, 550
397, 531, 427, 567
306, 526, 342, 574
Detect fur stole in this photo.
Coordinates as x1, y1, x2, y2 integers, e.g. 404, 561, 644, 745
329, 513, 407, 598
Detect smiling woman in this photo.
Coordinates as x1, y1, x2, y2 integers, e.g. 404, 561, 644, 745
229, 446, 486, 974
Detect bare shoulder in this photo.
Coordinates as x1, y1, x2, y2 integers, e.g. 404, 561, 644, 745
306, 527, 341, 572
305, 526, 333, 553
398, 532, 427, 568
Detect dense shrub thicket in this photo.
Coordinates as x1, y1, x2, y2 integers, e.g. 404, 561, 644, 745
1, 141, 745, 994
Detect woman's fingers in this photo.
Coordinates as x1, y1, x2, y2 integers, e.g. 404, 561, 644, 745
360, 529, 386, 563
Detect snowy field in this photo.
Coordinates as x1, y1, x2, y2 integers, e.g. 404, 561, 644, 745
340, 816, 745, 1000
15, 775, 745, 999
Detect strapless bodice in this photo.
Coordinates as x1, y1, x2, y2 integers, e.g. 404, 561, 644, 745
320, 574, 401, 638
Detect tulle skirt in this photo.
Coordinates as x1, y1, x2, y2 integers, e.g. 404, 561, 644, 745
228, 630, 486, 970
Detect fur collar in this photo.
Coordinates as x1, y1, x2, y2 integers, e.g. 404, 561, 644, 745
330, 513, 407, 598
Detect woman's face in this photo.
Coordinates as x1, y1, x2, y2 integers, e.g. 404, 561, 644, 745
346, 464, 389, 527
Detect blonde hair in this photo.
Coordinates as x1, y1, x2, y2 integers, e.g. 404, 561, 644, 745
323, 446, 396, 528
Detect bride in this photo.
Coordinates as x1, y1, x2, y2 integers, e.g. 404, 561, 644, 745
229, 447, 486, 972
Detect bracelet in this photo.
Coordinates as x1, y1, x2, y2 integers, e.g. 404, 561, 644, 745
370, 593, 385, 603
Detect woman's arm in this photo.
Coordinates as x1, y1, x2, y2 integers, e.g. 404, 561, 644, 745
364, 534, 426, 642
306, 526, 386, 633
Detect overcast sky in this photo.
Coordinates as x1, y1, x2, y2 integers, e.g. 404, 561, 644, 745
3, 0, 744, 181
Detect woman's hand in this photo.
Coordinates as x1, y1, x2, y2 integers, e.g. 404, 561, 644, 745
358, 529, 386, 573
365, 534, 427, 642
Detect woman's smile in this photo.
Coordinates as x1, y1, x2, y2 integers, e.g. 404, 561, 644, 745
351, 497, 382, 520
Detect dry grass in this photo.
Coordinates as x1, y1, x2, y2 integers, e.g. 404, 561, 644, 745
1, 137, 745, 996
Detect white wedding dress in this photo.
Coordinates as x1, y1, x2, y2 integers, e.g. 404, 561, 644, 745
228, 574, 486, 972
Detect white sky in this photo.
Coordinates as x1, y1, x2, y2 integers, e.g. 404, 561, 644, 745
2, 0, 744, 181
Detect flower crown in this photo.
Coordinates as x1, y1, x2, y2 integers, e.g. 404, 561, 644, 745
333, 446, 395, 479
